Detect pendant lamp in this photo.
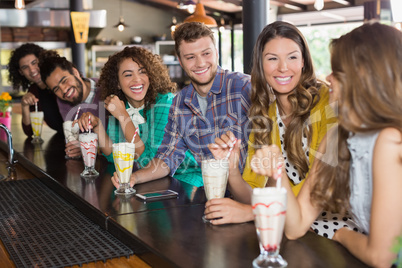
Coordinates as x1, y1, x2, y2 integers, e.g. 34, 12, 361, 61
114, 0, 129, 32
15, 0, 25, 9
184, 1, 217, 27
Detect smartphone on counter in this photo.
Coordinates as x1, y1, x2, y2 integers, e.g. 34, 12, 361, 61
136, 190, 179, 202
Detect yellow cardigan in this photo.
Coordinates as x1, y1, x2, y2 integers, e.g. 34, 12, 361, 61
243, 86, 337, 196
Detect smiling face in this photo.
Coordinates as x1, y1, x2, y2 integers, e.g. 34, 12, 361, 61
45, 67, 84, 105
19, 54, 45, 87
178, 36, 218, 97
262, 37, 304, 98
118, 58, 149, 108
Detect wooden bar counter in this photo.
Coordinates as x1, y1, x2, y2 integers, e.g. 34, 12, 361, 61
0, 113, 369, 268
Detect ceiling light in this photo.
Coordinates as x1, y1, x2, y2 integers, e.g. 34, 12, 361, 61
184, 1, 217, 27
219, 17, 225, 32
169, 16, 178, 33
114, 0, 129, 32
314, 0, 324, 11
15, 0, 25, 9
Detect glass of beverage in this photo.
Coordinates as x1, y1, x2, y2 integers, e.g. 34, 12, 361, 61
79, 132, 99, 179
63, 120, 80, 159
252, 187, 288, 268
201, 158, 229, 222
30, 111, 44, 144
112, 142, 136, 195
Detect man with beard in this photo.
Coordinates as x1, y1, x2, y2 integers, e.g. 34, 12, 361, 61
39, 55, 105, 158
8, 43, 64, 136
111, 22, 251, 188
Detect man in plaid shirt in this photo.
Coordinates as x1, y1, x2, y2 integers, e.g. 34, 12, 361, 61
112, 22, 251, 187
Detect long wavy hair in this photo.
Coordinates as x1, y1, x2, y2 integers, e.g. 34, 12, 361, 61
311, 22, 402, 213
8, 43, 44, 90
250, 21, 323, 179
98, 46, 176, 121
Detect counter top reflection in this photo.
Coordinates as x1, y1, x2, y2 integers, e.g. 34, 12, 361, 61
0, 113, 369, 268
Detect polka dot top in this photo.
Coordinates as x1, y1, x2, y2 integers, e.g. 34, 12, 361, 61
276, 105, 309, 185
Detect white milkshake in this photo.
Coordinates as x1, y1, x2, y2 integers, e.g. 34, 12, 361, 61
30, 111, 44, 143
252, 187, 287, 266
79, 132, 99, 179
113, 142, 135, 184
63, 120, 79, 143
113, 142, 136, 195
201, 159, 229, 200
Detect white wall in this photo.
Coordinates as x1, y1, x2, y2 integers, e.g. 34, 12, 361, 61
93, 0, 185, 45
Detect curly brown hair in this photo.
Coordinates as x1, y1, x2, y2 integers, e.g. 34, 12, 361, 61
98, 46, 177, 120
311, 22, 402, 214
250, 21, 324, 179
8, 43, 44, 90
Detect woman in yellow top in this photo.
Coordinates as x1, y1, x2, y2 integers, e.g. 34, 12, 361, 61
206, 21, 359, 238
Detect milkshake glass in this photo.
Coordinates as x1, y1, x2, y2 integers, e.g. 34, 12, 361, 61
79, 132, 99, 179
63, 120, 80, 159
201, 158, 229, 222
252, 187, 287, 268
30, 111, 44, 144
112, 142, 136, 195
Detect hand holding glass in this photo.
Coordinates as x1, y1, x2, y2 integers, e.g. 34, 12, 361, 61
201, 158, 229, 222
113, 142, 136, 195
63, 120, 80, 159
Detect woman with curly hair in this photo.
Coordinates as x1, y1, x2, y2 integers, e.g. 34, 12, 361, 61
77, 46, 201, 185
8, 43, 63, 136
206, 21, 360, 238
252, 22, 402, 267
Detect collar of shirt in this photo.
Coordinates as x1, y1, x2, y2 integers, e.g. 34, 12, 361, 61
83, 79, 96, 104
183, 66, 224, 115
126, 101, 145, 127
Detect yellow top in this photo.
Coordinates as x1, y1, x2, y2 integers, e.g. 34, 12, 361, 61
243, 86, 337, 196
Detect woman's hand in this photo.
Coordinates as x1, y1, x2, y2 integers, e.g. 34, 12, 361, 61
251, 144, 283, 178
204, 198, 254, 225
208, 131, 240, 170
75, 112, 100, 133
104, 94, 127, 119
111, 172, 137, 188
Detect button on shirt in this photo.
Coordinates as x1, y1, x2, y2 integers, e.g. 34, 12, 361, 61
155, 66, 251, 175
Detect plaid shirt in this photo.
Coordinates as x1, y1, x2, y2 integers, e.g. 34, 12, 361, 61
106, 93, 203, 186
155, 66, 251, 175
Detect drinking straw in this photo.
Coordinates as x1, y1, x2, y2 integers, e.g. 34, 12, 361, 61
130, 127, 139, 143
224, 138, 237, 160
35, 102, 38, 113
88, 115, 91, 134
276, 162, 283, 189
74, 106, 81, 121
